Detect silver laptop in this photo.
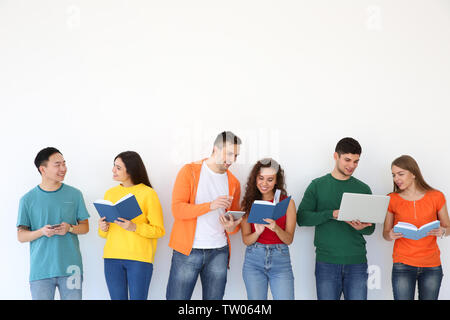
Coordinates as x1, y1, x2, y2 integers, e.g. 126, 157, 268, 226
337, 193, 390, 224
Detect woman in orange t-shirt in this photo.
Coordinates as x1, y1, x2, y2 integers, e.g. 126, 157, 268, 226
383, 155, 450, 300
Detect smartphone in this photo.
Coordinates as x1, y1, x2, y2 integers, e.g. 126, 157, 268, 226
227, 211, 246, 221
49, 224, 61, 229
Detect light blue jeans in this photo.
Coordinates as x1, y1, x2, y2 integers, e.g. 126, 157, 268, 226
242, 243, 295, 300
30, 276, 83, 300
166, 245, 229, 300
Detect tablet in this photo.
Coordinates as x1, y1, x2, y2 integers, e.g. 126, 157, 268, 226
337, 193, 390, 224
227, 211, 246, 221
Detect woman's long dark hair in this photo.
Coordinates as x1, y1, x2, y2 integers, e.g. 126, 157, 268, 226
115, 151, 152, 188
240, 158, 287, 216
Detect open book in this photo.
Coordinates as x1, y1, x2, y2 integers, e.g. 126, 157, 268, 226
93, 193, 142, 223
248, 194, 291, 225
393, 220, 440, 240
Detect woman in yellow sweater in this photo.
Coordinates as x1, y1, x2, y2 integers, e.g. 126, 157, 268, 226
98, 151, 165, 300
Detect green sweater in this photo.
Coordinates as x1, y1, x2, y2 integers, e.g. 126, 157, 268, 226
297, 173, 375, 264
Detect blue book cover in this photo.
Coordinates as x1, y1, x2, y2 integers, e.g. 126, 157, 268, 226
393, 220, 440, 240
93, 193, 142, 223
248, 196, 291, 224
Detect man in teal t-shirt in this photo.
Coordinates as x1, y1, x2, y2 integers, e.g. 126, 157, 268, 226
297, 137, 375, 300
17, 147, 90, 300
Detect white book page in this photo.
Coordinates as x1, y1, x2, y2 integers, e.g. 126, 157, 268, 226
94, 199, 114, 206
396, 222, 417, 231
115, 193, 134, 204
253, 200, 275, 206
274, 189, 281, 204
420, 220, 440, 230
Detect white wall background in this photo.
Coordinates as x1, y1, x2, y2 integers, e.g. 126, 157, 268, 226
1, 0, 449, 300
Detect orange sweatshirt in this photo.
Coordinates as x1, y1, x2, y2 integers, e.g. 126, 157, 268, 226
169, 158, 241, 259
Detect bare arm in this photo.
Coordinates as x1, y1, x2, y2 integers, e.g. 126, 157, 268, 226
428, 204, 450, 238
240, 215, 265, 246
17, 225, 54, 243
383, 211, 403, 241
71, 219, 89, 235
18, 219, 89, 243
53, 219, 89, 236
438, 204, 450, 236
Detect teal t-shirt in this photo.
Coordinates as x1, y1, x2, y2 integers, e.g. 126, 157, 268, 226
17, 184, 90, 281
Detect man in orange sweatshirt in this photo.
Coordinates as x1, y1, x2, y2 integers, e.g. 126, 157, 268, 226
166, 131, 243, 300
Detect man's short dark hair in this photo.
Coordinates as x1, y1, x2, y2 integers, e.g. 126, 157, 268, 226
335, 137, 362, 156
213, 131, 242, 149
34, 147, 62, 174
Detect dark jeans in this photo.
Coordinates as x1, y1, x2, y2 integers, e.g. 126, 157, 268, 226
315, 261, 368, 300
166, 245, 229, 300
392, 263, 443, 300
104, 258, 153, 300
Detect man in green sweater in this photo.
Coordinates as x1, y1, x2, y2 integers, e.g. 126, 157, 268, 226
297, 137, 375, 300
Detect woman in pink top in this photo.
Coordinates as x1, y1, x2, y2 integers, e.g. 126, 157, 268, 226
240, 158, 297, 300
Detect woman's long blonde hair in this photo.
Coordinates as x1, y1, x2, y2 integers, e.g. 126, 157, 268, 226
391, 155, 434, 193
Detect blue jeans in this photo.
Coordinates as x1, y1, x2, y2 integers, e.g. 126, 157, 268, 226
392, 263, 443, 300
315, 261, 368, 300
242, 243, 295, 300
166, 245, 229, 300
104, 258, 153, 300
30, 276, 83, 300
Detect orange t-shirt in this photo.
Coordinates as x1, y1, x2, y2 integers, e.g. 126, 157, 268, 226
388, 190, 446, 267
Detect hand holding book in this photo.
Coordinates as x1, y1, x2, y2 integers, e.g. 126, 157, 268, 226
114, 217, 137, 232
393, 220, 440, 240
427, 226, 446, 238
94, 193, 142, 223
388, 228, 404, 241
262, 218, 279, 232
99, 217, 110, 232
247, 195, 291, 225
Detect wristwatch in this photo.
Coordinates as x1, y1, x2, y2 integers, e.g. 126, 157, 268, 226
68, 224, 74, 233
